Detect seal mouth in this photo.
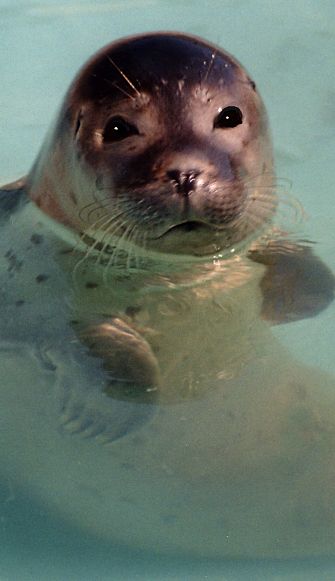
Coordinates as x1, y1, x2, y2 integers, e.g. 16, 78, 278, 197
157, 220, 214, 238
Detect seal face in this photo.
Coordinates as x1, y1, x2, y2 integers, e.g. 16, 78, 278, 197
28, 32, 275, 258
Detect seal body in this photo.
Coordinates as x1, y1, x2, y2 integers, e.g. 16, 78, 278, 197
1, 33, 335, 559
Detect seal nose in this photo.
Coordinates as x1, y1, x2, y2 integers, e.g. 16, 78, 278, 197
167, 169, 201, 196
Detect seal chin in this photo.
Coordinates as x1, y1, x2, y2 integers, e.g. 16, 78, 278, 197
156, 220, 214, 237
146, 220, 228, 257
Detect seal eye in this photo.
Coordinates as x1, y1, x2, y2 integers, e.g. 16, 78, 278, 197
213, 106, 243, 129
103, 116, 139, 142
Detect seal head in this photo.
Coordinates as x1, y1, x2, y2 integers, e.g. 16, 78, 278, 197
28, 33, 275, 258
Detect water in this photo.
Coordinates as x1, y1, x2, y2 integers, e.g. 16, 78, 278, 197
1, 1, 335, 579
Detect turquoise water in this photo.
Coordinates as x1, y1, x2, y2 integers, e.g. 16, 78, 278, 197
1, 1, 335, 579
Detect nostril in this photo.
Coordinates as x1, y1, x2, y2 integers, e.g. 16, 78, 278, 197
167, 169, 179, 182
167, 169, 201, 196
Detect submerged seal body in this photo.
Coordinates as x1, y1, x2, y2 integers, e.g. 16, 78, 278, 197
1, 32, 335, 559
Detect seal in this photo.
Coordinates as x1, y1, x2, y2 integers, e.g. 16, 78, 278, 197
1, 32, 335, 559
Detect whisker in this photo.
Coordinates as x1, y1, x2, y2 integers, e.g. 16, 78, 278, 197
130, 231, 140, 271
85, 206, 130, 243
112, 81, 135, 100
125, 223, 140, 271
102, 238, 124, 284
78, 199, 100, 223
101, 209, 145, 281
71, 209, 131, 282
95, 217, 129, 267
132, 227, 145, 270
274, 193, 307, 229
72, 221, 112, 283
202, 50, 217, 85
77, 191, 114, 224
100, 75, 136, 101
107, 57, 141, 97
85, 197, 117, 224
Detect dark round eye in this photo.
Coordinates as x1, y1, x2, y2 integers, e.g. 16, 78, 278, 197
103, 116, 139, 143
213, 106, 243, 129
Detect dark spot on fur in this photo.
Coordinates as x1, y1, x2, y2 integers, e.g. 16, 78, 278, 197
15, 299, 25, 307
30, 233, 44, 245
125, 305, 141, 318
85, 281, 99, 289
36, 274, 49, 283
59, 248, 73, 255
5, 250, 23, 274
69, 190, 77, 205
95, 175, 104, 190
70, 320, 79, 325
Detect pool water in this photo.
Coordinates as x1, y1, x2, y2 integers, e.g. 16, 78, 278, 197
1, 1, 335, 579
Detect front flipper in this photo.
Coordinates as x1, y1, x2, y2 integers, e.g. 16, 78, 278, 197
248, 241, 335, 324
78, 317, 161, 402
58, 317, 160, 443
58, 365, 157, 444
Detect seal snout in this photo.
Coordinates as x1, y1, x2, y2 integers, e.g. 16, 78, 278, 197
166, 169, 201, 196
